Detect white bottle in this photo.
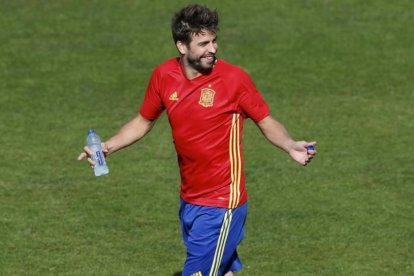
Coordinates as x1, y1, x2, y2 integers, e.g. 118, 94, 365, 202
86, 129, 109, 176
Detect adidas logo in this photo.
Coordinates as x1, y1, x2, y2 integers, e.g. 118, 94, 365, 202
169, 91, 179, 101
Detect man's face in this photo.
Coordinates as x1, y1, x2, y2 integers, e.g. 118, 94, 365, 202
183, 30, 218, 73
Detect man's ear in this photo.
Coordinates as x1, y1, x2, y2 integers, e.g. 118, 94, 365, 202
176, 41, 187, 55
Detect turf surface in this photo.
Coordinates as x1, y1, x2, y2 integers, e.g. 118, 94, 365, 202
1, 0, 413, 275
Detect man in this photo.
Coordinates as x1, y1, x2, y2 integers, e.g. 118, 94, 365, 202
78, 4, 316, 276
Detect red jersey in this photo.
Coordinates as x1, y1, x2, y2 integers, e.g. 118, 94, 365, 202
140, 58, 270, 208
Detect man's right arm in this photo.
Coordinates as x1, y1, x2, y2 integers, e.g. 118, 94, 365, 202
78, 113, 156, 165
104, 113, 156, 155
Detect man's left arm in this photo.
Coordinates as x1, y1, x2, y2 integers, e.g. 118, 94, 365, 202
256, 115, 317, 165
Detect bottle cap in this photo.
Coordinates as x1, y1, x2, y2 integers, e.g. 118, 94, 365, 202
88, 129, 95, 135
306, 145, 315, 151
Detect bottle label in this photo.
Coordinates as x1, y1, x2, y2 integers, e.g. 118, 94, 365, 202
95, 151, 105, 166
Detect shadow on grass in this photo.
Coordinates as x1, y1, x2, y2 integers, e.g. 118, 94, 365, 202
173, 272, 182, 276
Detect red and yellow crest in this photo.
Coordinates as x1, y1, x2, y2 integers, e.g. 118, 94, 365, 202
199, 88, 215, 107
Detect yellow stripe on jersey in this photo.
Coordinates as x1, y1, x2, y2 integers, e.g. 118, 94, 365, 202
228, 114, 241, 209
209, 209, 233, 276
208, 114, 240, 275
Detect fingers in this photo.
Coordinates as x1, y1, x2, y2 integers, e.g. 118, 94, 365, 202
78, 146, 90, 160
87, 158, 96, 168
77, 146, 96, 167
302, 154, 314, 166
305, 141, 317, 150
303, 156, 313, 166
304, 141, 317, 166
305, 142, 317, 154
101, 142, 109, 154
77, 152, 87, 161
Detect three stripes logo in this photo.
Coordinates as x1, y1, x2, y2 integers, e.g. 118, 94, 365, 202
190, 114, 242, 276
228, 114, 241, 209
209, 209, 233, 276
206, 114, 241, 275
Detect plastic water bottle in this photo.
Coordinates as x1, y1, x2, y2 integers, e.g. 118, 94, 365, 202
86, 129, 109, 176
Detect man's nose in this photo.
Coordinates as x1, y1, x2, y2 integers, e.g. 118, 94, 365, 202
208, 42, 217, 53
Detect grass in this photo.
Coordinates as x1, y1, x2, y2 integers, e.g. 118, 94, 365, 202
0, 0, 413, 275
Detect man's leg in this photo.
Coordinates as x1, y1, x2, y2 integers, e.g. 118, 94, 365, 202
179, 200, 247, 276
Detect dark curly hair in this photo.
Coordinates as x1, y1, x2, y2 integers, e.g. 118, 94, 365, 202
171, 4, 219, 45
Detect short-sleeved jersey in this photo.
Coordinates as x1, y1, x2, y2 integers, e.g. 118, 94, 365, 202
140, 58, 270, 208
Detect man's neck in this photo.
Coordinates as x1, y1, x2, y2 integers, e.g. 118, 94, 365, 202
184, 66, 202, 80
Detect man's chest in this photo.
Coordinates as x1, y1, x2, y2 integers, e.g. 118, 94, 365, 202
160, 75, 238, 125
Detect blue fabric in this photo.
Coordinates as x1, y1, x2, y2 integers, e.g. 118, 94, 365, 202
179, 199, 247, 276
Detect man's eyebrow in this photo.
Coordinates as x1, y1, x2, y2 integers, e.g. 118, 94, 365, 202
197, 36, 218, 45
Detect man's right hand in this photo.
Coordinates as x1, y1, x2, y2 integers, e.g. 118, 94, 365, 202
77, 143, 109, 168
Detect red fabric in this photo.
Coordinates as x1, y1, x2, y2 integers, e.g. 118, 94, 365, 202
140, 58, 270, 208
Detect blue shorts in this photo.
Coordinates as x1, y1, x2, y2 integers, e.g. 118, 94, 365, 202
179, 199, 248, 276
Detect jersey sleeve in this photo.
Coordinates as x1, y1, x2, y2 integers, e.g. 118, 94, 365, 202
237, 70, 270, 123
139, 67, 165, 120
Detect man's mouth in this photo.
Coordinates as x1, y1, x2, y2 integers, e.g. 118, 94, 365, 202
203, 55, 216, 62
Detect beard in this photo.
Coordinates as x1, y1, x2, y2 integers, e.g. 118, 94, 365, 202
186, 53, 217, 74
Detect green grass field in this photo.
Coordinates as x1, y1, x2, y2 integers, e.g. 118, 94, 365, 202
1, 0, 413, 275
